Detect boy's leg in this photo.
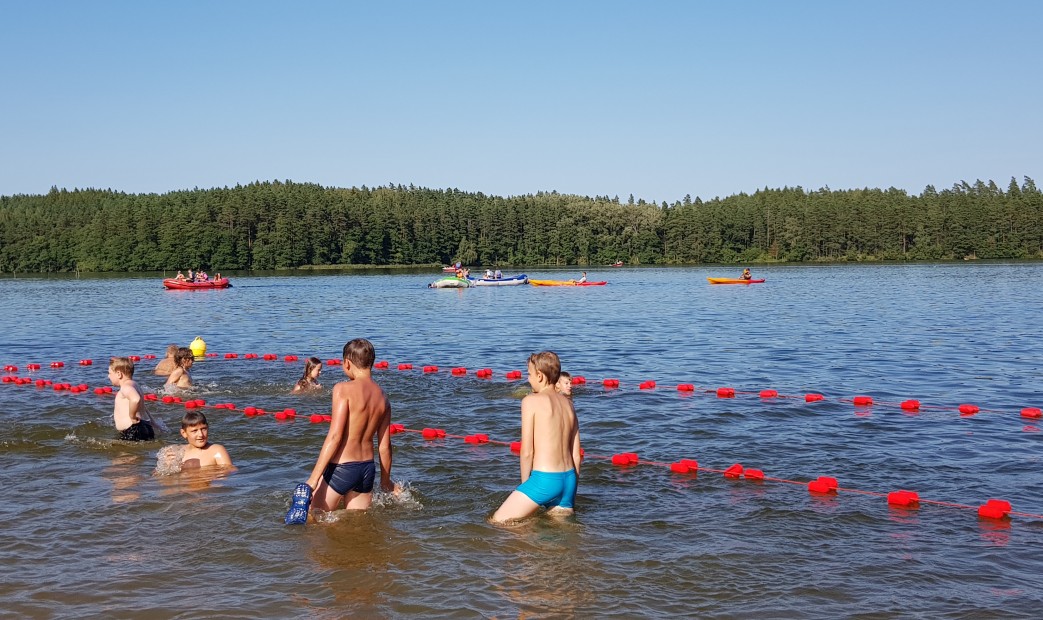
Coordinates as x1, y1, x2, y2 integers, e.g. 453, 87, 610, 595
491, 490, 540, 523
344, 490, 373, 510
310, 478, 344, 512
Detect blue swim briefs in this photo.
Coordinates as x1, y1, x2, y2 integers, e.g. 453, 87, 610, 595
516, 469, 578, 509
322, 460, 375, 496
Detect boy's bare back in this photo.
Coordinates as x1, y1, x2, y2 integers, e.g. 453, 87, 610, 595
524, 389, 579, 474
330, 376, 391, 464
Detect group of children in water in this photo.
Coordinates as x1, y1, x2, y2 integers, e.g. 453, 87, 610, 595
107, 340, 580, 523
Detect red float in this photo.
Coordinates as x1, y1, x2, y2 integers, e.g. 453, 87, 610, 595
451, 367, 467, 376
571, 376, 586, 385
900, 400, 920, 411
716, 387, 735, 398
1020, 408, 1042, 419
887, 490, 920, 507
398, 363, 413, 371
852, 396, 873, 405
958, 404, 980, 415
423, 365, 439, 373
603, 378, 620, 388
759, 389, 778, 398
805, 393, 825, 402
723, 463, 743, 478
744, 468, 765, 480
505, 370, 523, 380
677, 384, 695, 392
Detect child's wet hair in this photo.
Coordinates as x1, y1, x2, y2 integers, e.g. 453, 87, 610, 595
528, 351, 561, 385
343, 338, 375, 369
165, 344, 178, 356
109, 356, 134, 377
174, 347, 194, 367
181, 410, 208, 429
559, 371, 571, 380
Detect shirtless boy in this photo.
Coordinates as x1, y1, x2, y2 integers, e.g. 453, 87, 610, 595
304, 338, 395, 512
109, 357, 155, 441
179, 411, 232, 469
165, 347, 194, 389
492, 351, 582, 523
154, 344, 178, 376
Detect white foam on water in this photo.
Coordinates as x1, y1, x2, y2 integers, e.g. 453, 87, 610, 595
153, 444, 186, 476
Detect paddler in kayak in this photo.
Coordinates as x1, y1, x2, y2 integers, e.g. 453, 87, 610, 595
741, 268, 752, 281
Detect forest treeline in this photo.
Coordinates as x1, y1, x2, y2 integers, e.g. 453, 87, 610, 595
1, 177, 1041, 273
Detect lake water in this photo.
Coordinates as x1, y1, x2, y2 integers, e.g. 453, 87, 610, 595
1, 263, 1041, 618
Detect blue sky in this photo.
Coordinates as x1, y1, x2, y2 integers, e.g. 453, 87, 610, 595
2, 1, 1040, 202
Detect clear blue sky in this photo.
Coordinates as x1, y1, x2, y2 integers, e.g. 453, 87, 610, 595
2, 1, 1040, 203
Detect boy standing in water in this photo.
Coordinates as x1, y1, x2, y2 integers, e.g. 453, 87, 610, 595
492, 351, 582, 523
179, 411, 233, 469
305, 338, 395, 512
109, 357, 154, 441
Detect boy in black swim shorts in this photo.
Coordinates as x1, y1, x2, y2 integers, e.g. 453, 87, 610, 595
110, 357, 155, 441
304, 338, 398, 513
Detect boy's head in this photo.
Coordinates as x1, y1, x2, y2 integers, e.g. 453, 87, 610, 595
108, 357, 135, 380
343, 338, 375, 370
527, 350, 561, 389
556, 370, 572, 396
165, 344, 178, 357
180, 411, 209, 447
174, 347, 194, 368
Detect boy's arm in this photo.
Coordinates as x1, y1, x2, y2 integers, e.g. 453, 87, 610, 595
165, 368, 182, 386
305, 384, 348, 490
212, 444, 233, 467
518, 395, 536, 483
125, 382, 142, 415
377, 399, 393, 492
572, 429, 582, 476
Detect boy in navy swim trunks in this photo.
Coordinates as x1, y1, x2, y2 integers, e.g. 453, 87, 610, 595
305, 338, 396, 513
492, 351, 582, 523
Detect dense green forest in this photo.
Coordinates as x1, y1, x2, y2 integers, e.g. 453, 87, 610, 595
1, 177, 1041, 273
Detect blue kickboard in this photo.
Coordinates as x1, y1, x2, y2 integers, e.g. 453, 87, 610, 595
284, 483, 312, 525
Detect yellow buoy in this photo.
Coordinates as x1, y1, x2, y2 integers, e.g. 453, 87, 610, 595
189, 336, 207, 358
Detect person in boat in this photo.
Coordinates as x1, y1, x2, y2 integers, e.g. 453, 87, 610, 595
485, 269, 494, 279
214, 273, 221, 282
198, 271, 209, 282
187, 269, 195, 282
494, 269, 502, 279
175, 271, 186, 282
154, 344, 179, 376
165, 347, 194, 389
293, 357, 323, 393
741, 268, 752, 281
578, 272, 587, 284
492, 351, 581, 523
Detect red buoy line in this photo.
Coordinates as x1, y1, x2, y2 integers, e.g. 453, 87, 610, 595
3, 352, 1042, 521
4, 352, 1043, 424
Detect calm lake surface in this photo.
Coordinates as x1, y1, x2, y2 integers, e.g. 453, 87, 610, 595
1, 263, 1041, 618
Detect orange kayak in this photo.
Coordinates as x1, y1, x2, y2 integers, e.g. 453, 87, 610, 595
707, 277, 765, 285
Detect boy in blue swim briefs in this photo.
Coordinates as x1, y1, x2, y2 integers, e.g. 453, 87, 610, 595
492, 351, 582, 523
305, 338, 397, 513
